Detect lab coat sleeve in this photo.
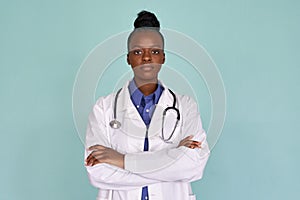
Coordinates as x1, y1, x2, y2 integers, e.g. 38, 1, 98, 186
86, 164, 160, 190
85, 97, 160, 190
124, 96, 210, 182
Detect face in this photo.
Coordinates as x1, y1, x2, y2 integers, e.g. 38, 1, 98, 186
127, 30, 165, 83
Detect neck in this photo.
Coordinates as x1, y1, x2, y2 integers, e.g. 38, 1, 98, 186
134, 78, 158, 96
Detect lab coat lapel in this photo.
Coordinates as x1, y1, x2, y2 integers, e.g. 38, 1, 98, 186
116, 81, 146, 138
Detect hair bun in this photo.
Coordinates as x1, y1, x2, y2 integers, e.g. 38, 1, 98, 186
134, 10, 160, 30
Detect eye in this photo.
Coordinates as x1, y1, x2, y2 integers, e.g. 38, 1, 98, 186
133, 50, 142, 55
151, 49, 161, 54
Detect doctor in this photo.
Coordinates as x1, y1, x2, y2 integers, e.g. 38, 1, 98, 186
85, 11, 210, 200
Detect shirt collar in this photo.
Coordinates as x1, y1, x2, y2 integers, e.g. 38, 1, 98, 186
128, 79, 164, 106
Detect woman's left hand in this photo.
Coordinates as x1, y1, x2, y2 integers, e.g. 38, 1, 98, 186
178, 135, 201, 149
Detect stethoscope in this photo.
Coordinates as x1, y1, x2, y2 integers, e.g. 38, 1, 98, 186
109, 88, 180, 142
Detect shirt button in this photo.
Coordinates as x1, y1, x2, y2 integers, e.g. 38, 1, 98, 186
145, 197, 148, 200
146, 109, 150, 112
137, 105, 140, 108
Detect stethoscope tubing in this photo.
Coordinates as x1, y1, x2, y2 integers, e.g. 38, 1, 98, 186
109, 87, 180, 142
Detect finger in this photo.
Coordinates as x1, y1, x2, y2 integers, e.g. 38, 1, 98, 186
180, 135, 193, 143
89, 157, 101, 166
86, 150, 100, 163
86, 154, 96, 166
190, 142, 200, 148
86, 150, 105, 165
92, 153, 109, 166
179, 136, 193, 145
86, 153, 94, 164
189, 140, 201, 146
192, 141, 201, 148
86, 157, 96, 166
182, 140, 200, 147
183, 135, 194, 141
190, 142, 201, 149
182, 141, 194, 147
189, 143, 198, 149
87, 144, 100, 150
190, 141, 199, 143
86, 153, 105, 166
85, 156, 94, 166
191, 141, 201, 145
178, 136, 195, 147
91, 159, 100, 166
88, 144, 106, 151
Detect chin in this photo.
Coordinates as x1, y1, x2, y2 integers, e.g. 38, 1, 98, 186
135, 74, 158, 83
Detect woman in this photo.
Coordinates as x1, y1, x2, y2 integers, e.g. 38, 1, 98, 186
85, 10, 210, 200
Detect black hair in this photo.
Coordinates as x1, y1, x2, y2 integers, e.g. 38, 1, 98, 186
127, 10, 164, 51
134, 10, 160, 30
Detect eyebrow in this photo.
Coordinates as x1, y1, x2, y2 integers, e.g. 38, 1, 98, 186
130, 45, 163, 49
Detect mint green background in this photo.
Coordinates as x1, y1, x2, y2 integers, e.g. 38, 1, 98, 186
1, 0, 299, 199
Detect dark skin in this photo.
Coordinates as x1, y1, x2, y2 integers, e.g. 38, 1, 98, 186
85, 30, 201, 168
127, 30, 165, 95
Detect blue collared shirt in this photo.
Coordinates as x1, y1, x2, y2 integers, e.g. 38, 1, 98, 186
128, 79, 164, 126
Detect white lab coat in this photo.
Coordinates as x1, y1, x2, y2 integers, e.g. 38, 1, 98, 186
85, 81, 210, 200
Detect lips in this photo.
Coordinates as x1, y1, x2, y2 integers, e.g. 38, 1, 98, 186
140, 64, 154, 71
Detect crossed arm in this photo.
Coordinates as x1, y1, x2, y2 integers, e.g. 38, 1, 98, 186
85, 135, 201, 168
84, 96, 210, 190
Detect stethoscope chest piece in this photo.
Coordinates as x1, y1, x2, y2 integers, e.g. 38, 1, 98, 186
109, 88, 123, 129
109, 119, 121, 129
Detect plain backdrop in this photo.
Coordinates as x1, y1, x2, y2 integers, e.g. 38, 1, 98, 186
0, 0, 299, 199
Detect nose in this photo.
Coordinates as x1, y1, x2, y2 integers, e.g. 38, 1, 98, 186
142, 49, 151, 62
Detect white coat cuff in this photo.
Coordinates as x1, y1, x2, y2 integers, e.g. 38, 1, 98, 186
124, 153, 138, 171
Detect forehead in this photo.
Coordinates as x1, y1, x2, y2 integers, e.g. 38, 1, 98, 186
129, 30, 163, 50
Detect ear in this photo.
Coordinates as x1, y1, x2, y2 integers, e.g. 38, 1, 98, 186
127, 53, 130, 65
162, 52, 166, 64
